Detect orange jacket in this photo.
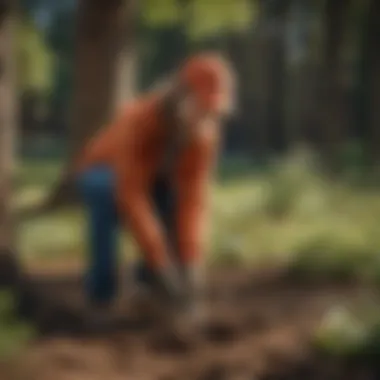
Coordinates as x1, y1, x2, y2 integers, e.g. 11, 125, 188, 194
75, 54, 232, 269
76, 93, 219, 268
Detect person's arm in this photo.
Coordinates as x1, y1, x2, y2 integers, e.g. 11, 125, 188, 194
113, 128, 182, 297
175, 121, 219, 265
114, 147, 170, 269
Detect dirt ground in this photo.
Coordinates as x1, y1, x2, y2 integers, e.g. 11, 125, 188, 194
2, 265, 380, 380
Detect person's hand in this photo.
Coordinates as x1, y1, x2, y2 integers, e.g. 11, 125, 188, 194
155, 263, 184, 304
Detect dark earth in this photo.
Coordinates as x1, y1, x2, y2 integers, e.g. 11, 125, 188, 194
1, 263, 380, 380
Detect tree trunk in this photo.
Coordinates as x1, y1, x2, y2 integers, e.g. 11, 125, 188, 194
319, 0, 351, 172
251, 0, 271, 159
70, 0, 136, 156
225, 32, 252, 154
285, 0, 319, 148
366, 0, 380, 167
34, 0, 137, 214
0, 0, 19, 288
266, 0, 290, 154
256, 0, 291, 156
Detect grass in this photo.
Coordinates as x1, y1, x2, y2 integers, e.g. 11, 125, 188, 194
313, 297, 380, 359
0, 292, 34, 360
14, 150, 380, 282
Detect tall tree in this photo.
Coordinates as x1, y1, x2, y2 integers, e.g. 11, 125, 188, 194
285, 0, 319, 148
253, 0, 291, 156
366, 0, 380, 167
70, 0, 136, 156
46, 7, 76, 137
265, 0, 291, 154
250, 0, 271, 158
39, 0, 137, 212
0, 0, 19, 287
319, 0, 351, 172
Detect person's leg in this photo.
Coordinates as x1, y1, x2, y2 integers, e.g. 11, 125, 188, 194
76, 167, 119, 306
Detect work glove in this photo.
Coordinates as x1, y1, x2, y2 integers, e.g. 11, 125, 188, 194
154, 262, 185, 305
158, 263, 207, 339
180, 263, 206, 318
134, 261, 184, 303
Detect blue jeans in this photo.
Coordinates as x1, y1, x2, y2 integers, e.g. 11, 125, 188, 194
76, 166, 175, 305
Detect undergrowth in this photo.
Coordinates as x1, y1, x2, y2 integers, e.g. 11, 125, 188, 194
16, 150, 380, 283
0, 291, 34, 360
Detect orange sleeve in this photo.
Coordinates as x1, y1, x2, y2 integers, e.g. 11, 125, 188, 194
175, 124, 219, 264
113, 124, 171, 270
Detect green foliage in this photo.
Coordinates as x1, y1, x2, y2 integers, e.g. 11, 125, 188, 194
264, 176, 298, 219
0, 292, 34, 359
140, 0, 258, 40
141, 0, 183, 26
261, 149, 326, 219
187, 0, 256, 40
15, 14, 55, 95
14, 153, 380, 286
16, 157, 62, 188
314, 301, 380, 359
314, 305, 370, 356
288, 231, 378, 282
210, 237, 245, 267
359, 323, 380, 359
211, 149, 380, 278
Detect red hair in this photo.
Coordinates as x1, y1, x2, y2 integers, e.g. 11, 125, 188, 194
178, 53, 236, 115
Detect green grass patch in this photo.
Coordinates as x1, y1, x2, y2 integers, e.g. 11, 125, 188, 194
0, 292, 34, 359
15, 151, 380, 282
313, 299, 380, 359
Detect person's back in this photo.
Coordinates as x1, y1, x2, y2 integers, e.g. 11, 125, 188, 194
76, 93, 163, 174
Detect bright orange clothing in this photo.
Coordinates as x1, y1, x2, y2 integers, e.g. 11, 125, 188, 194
76, 93, 219, 269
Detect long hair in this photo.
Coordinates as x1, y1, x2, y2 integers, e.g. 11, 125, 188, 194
149, 72, 178, 96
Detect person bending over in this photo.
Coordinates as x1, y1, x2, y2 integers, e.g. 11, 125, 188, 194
73, 53, 236, 315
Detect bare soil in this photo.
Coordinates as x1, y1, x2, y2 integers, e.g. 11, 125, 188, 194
1, 265, 380, 380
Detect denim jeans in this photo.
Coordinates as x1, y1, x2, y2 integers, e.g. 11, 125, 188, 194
76, 166, 175, 305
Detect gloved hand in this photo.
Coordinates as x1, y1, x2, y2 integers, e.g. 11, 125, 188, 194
133, 260, 206, 331
154, 262, 185, 305
180, 263, 206, 318
134, 260, 184, 304
159, 264, 207, 339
